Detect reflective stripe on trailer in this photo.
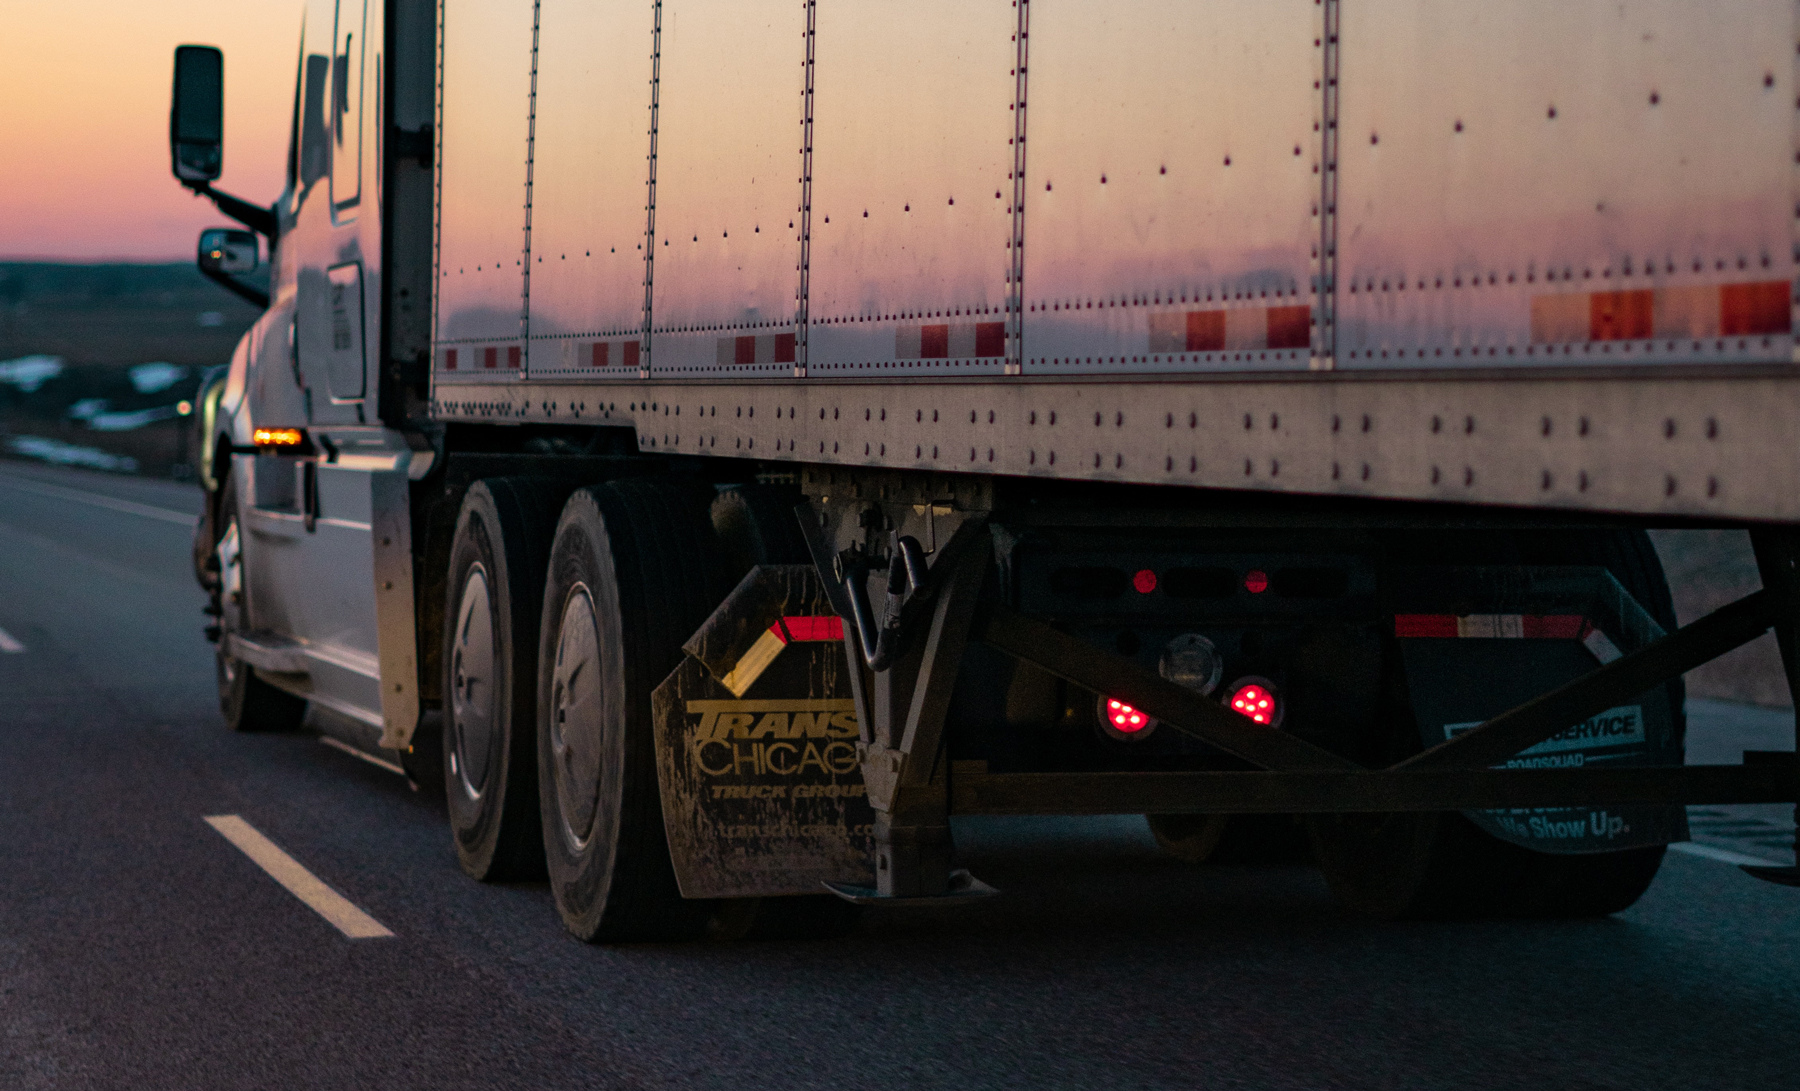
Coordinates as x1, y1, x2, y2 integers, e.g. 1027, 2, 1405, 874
1394, 614, 1623, 663
896, 321, 1006, 360
1147, 305, 1312, 354
438, 345, 522, 371
716, 332, 797, 366
590, 339, 641, 368
1530, 280, 1791, 344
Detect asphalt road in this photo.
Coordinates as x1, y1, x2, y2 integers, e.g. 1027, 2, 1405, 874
1, 459, 1797, 1091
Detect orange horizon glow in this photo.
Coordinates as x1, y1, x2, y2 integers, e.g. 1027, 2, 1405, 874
0, 0, 298, 262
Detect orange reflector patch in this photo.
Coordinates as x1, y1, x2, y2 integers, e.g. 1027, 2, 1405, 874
719, 616, 846, 697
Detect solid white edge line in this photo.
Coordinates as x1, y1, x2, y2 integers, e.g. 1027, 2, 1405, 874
319, 735, 407, 775
0, 473, 196, 526
203, 815, 394, 939
1668, 841, 1789, 869
0, 625, 22, 654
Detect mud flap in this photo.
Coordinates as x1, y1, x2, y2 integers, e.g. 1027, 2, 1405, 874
652, 565, 877, 897
1396, 568, 1689, 854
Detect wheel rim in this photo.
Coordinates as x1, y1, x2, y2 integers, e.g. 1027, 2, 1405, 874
450, 564, 497, 799
550, 584, 604, 850
215, 518, 244, 685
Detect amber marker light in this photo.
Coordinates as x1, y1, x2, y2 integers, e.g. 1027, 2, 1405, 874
176, 400, 193, 416
253, 427, 306, 447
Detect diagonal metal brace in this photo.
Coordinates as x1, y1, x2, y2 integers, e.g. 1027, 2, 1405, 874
976, 605, 1361, 772
1397, 588, 1776, 771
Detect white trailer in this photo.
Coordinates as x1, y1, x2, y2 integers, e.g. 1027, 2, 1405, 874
171, 0, 1799, 939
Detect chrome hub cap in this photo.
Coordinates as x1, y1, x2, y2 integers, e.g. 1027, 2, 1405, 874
449, 565, 497, 799
550, 585, 604, 849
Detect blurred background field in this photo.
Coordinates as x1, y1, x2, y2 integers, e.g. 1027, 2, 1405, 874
0, 261, 261, 477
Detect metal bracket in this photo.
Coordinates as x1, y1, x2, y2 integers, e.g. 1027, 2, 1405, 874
824, 868, 998, 906
835, 534, 929, 670
804, 517, 996, 899
950, 759, 1800, 815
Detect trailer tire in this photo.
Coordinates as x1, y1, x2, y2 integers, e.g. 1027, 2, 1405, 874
442, 479, 564, 882
711, 483, 811, 579
214, 485, 307, 733
538, 479, 730, 942
1148, 814, 1312, 865
1146, 814, 1230, 863
1310, 529, 1679, 919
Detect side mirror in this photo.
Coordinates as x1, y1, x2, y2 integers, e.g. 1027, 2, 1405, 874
198, 228, 259, 275
170, 45, 224, 183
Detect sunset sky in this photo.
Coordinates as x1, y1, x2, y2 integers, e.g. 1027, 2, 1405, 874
0, 1, 298, 261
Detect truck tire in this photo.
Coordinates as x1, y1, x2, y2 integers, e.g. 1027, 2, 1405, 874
1309, 529, 1679, 918
537, 479, 731, 942
711, 483, 811, 580
1148, 814, 1312, 866
213, 484, 307, 733
442, 479, 563, 882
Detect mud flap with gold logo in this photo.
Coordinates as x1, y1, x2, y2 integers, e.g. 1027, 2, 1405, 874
652, 565, 877, 897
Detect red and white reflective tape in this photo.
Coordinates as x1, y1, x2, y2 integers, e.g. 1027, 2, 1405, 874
895, 321, 1006, 361
715, 332, 797, 366
1147, 305, 1311, 354
1394, 613, 1622, 663
719, 615, 845, 696
438, 345, 521, 371
1531, 279, 1791, 344
589, 339, 641, 369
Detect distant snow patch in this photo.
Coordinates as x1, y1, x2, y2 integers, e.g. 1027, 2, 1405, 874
128, 362, 186, 394
0, 355, 64, 393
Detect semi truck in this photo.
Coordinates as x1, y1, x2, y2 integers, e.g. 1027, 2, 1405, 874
170, 0, 1800, 940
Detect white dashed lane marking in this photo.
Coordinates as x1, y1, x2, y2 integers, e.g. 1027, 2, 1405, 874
0, 474, 196, 526
204, 815, 394, 939
0, 625, 22, 653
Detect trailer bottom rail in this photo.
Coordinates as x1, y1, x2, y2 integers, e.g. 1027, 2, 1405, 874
948, 755, 1800, 816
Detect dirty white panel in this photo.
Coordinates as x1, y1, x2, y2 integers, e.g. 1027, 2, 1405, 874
805, 0, 1014, 377
434, 0, 534, 363
1336, 0, 1797, 369
649, 0, 805, 375
1020, 0, 1320, 374
526, 0, 654, 376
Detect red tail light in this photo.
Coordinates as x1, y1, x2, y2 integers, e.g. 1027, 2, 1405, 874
1105, 698, 1150, 731
1097, 696, 1157, 740
1228, 679, 1280, 726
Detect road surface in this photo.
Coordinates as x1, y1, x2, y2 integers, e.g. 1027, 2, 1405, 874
1, 459, 1795, 1090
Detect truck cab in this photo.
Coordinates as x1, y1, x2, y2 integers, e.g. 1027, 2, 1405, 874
173, 1, 435, 755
